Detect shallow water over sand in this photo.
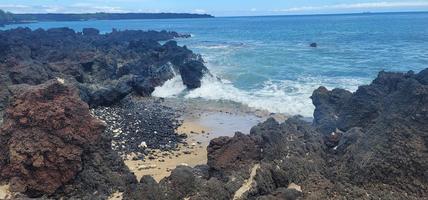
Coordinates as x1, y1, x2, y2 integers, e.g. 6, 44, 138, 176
125, 97, 274, 181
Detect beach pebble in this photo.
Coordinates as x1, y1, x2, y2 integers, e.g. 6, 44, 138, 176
91, 98, 184, 159
288, 183, 302, 192
138, 164, 157, 170
139, 141, 148, 149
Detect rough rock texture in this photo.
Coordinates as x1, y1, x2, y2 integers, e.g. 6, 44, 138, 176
54, 129, 137, 200
315, 69, 428, 198
208, 132, 261, 174
311, 87, 352, 135
0, 79, 104, 196
0, 27, 208, 111
0, 79, 136, 198
125, 165, 231, 200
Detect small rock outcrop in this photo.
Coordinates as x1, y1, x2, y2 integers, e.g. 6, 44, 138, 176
312, 69, 428, 196
0, 79, 137, 199
208, 132, 261, 174
0, 79, 105, 196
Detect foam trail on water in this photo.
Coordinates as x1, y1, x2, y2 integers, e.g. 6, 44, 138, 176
152, 75, 187, 98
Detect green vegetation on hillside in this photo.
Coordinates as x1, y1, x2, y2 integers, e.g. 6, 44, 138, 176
0, 9, 213, 26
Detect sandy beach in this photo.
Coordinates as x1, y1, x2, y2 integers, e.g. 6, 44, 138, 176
122, 97, 283, 182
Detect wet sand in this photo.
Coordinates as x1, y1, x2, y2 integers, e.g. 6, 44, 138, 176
123, 97, 288, 182
125, 111, 262, 182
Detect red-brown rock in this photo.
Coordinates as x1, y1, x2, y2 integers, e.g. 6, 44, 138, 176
0, 79, 105, 196
207, 132, 261, 173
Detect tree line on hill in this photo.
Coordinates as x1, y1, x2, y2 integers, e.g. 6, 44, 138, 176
0, 9, 213, 26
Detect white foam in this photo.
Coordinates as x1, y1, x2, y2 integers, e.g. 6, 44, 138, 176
184, 75, 366, 117
200, 45, 230, 49
152, 62, 367, 117
184, 76, 310, 116
152, 75, 187, 98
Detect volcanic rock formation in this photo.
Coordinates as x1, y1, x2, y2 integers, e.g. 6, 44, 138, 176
0, 79, 136, 198
0, 79, 104, 196
0, 27, 208, 115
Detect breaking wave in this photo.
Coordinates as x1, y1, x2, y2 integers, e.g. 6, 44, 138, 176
153, 73, 367, 117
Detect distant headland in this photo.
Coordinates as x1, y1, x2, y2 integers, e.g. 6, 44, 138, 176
0, 9, 214, 26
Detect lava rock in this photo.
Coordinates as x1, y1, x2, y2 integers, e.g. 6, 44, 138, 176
0, 79, 105, 196
82, 28, 100, 36
0, 27, 209, 108
207, 132, 261, 174
179, 60, 208, 89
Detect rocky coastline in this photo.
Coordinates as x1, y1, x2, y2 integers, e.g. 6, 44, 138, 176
0, 28, 427, 199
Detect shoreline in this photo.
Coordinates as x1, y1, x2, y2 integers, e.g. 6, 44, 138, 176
122, 96, 284, 182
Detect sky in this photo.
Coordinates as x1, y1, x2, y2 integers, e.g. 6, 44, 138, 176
1, 0, 428, 16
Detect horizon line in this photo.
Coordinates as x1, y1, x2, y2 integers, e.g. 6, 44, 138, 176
5, 10, 428, 18
218, 10, 428, 18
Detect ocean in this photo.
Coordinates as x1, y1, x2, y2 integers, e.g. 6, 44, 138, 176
3, 12, 428, 117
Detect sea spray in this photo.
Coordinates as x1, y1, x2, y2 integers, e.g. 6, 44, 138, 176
152, 75, 187, 98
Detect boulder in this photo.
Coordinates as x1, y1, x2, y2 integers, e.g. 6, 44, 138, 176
207, 132, 261, 174
311, 87, 352, 135
179, 60, 207, 89
82, 28, 100, 36
0, 79, 105, 196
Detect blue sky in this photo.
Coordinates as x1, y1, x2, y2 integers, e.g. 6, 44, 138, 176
1, 0, 428, 16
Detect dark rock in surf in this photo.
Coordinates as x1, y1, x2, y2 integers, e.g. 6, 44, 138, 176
310, 42, 317, 47
179, 60, 208, 89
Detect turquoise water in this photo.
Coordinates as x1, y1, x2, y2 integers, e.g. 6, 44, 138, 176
4, 12, 428, 116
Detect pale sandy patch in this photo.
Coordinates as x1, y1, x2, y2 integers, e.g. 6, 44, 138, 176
108, 191, 123, 200
288, 182, 302, 192
0, 184, 11, 200
125, 120, 211, 182
233, 164, 261, 200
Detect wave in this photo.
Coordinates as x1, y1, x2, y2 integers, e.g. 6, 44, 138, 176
184, 75, 316, 116
189, 75, 368, 117
152, 74, 187, 98
153, 73, 366, 117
